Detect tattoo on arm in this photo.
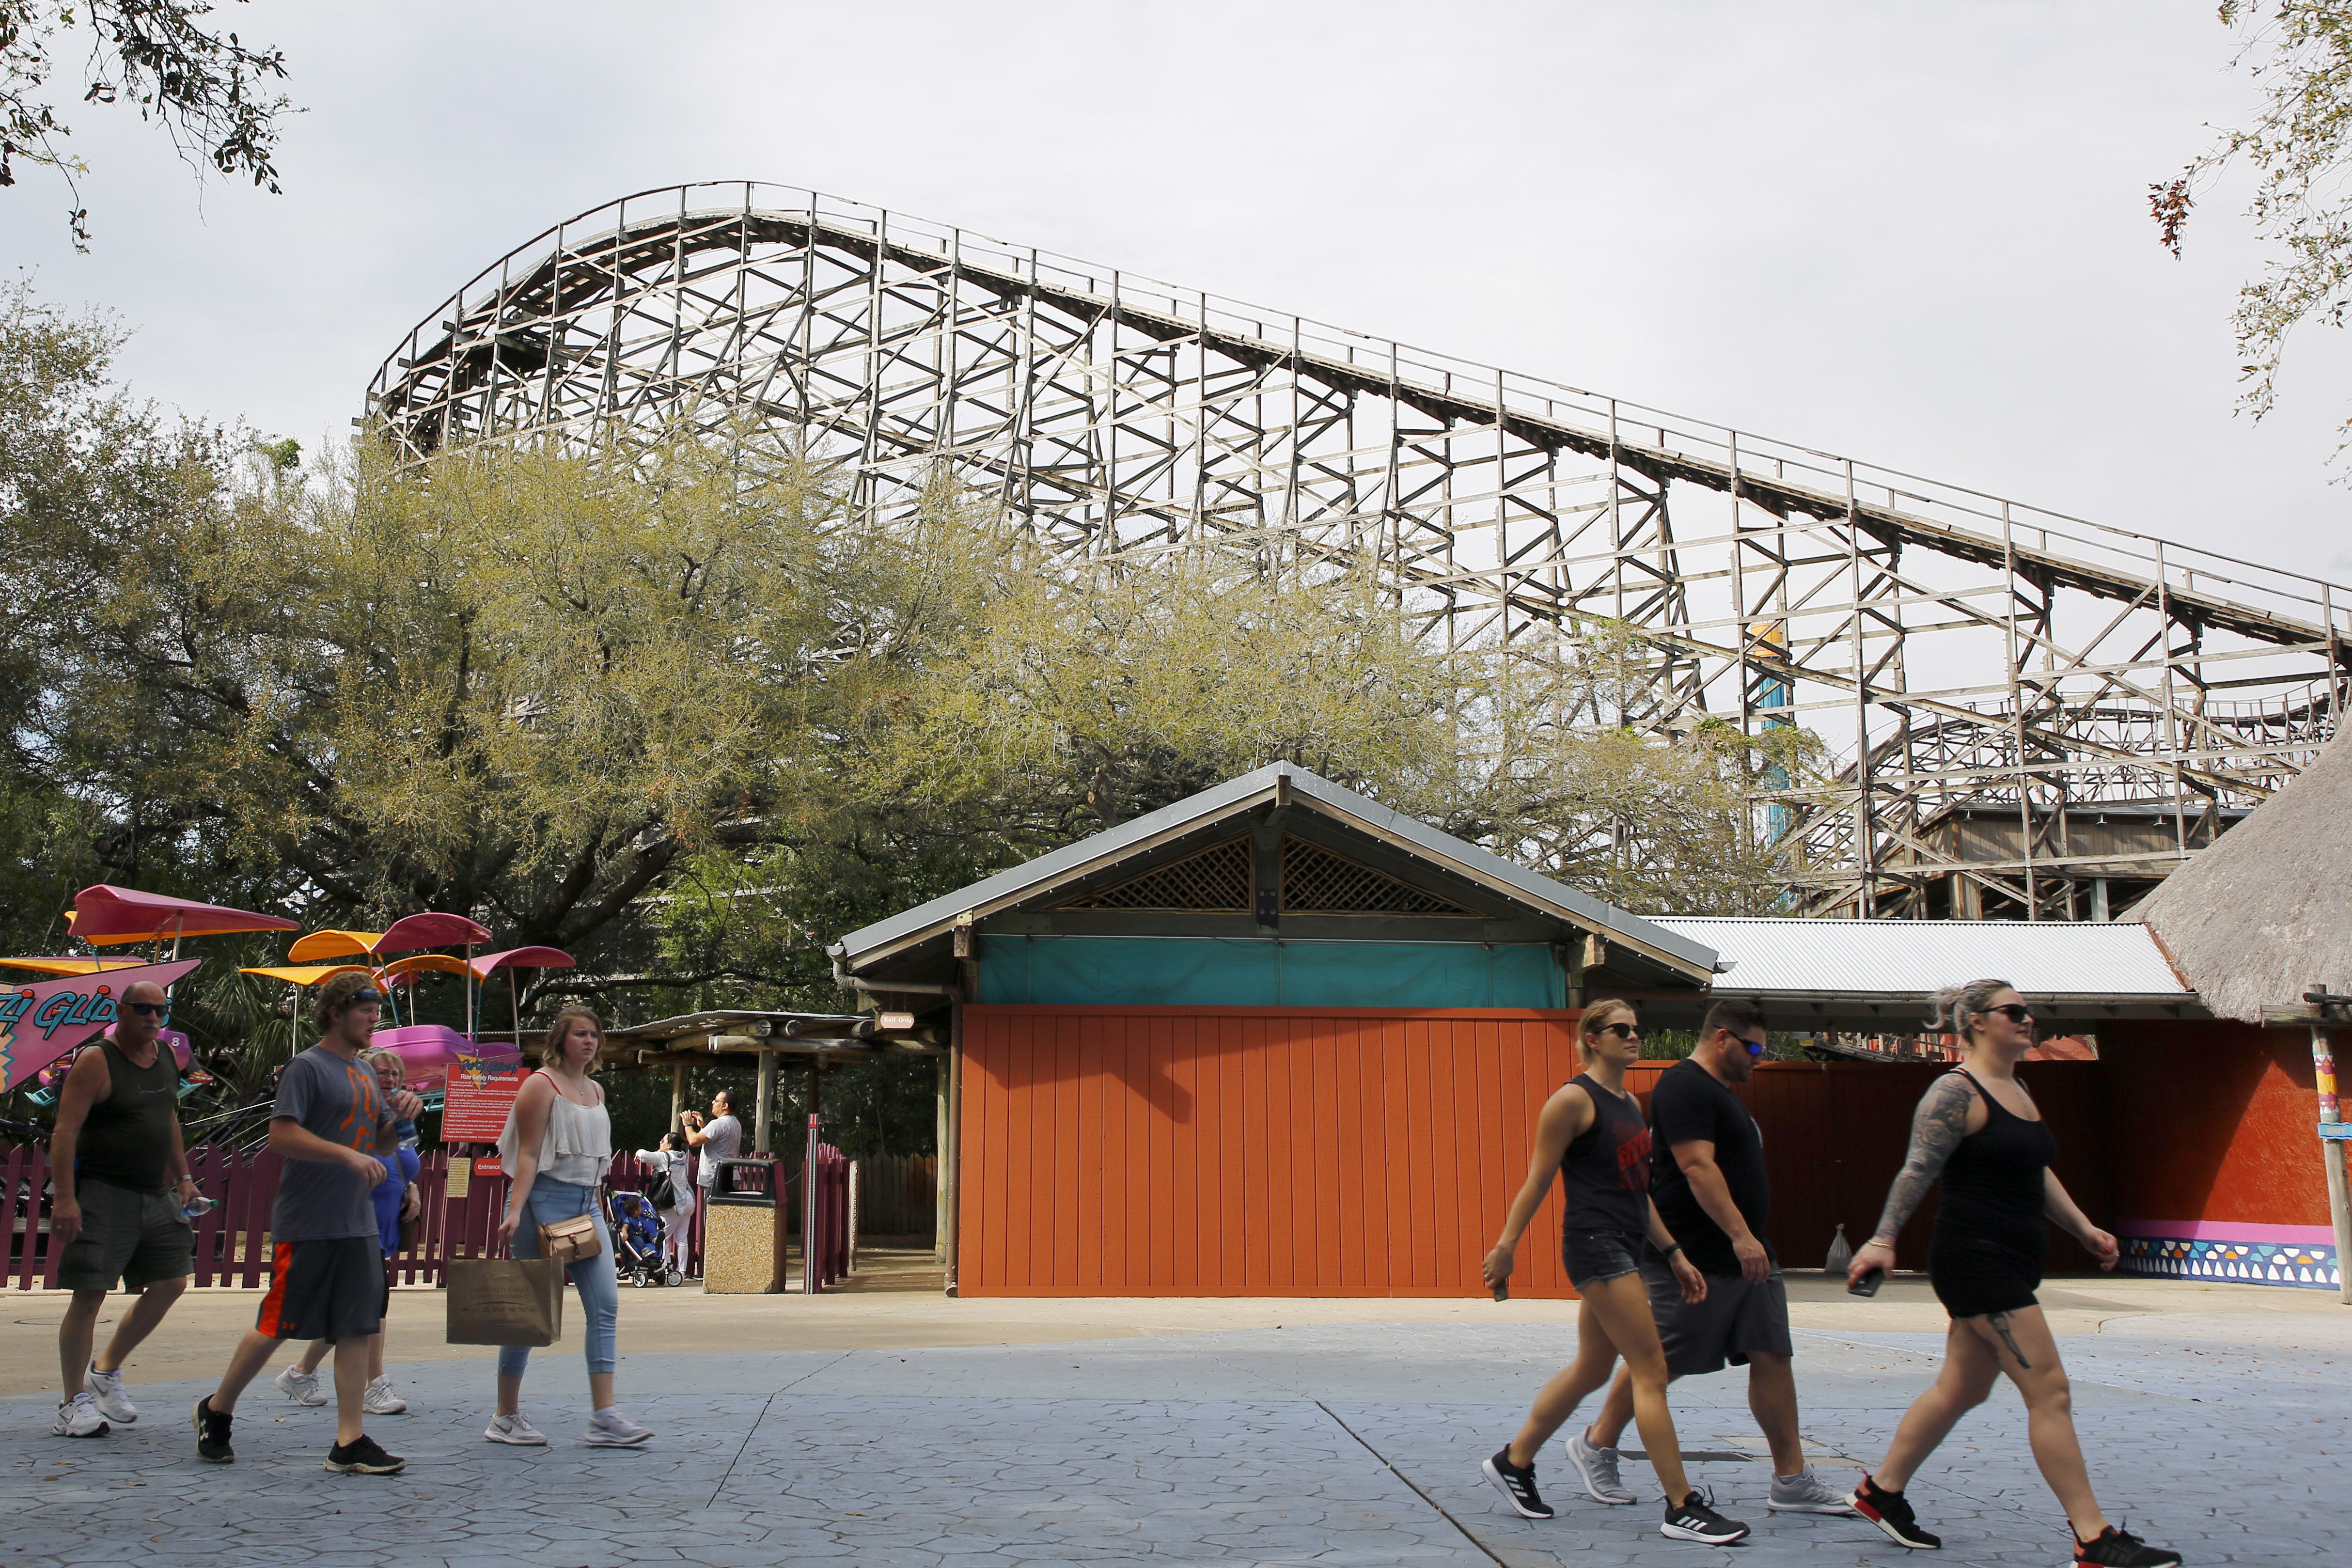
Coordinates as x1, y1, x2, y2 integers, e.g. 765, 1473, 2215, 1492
1986, 1310, 2032, 1368
1871, 1073, 1975, 1243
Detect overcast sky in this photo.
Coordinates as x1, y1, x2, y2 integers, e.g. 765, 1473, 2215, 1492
7, 1, 2346, 580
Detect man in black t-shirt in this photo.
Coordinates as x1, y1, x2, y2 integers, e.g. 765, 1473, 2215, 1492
1562, 999, 1858, 1517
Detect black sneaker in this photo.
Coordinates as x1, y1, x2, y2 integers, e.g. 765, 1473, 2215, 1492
323, 1432, 406, 1474
1662, 1487, 1751, 1544
2074, 1524, 2182, 1568
1852, 1473, 1940, 1550
1481, 1447, 1555, 1520
193, 1396, 234, 1464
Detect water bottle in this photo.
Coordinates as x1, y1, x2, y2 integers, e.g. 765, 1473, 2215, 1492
1824, 1222, 1852, 1277
180, 1194, 216, 1223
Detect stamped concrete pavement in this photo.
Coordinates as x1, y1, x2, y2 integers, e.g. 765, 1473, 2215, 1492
1, 1293, 2343, 1567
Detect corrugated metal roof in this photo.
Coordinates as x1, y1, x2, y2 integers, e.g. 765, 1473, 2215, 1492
1650, 918, 2193, 1001
831, 762, 1719, 978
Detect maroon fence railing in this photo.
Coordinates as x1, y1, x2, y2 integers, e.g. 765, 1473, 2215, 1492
2, 1139, 895, 1291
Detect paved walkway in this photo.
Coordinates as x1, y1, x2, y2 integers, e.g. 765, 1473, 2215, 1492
2, 1286, 2343, 1567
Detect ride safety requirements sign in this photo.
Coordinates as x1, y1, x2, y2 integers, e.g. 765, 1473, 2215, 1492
440, 1045, 524, 1143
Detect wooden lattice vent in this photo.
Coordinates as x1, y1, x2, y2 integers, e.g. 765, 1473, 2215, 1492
1059, 835, 1253, 910
1281, 836, 1471, 914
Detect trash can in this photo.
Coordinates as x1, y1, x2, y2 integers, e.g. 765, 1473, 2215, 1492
700, 1157, 784, 1293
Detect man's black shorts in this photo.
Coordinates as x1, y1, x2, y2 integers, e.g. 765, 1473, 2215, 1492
1642, 1257, 1793, 1377
255, 1237, 384, 1343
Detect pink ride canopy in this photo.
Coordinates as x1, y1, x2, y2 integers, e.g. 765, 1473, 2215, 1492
468, 946, 575, 978
69, 885, 298, 946
367, 1023, 521, 1091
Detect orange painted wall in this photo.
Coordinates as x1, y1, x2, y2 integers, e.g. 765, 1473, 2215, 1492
958, 1005, 1591, 1297
2095, 1020, 2331, 1227
956, 1008, 2133, 1297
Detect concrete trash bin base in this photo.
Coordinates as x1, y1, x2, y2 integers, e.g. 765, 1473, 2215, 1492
700, 1158, 784, 1293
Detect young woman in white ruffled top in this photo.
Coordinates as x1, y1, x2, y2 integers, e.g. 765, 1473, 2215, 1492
485, 1006, 652, 1448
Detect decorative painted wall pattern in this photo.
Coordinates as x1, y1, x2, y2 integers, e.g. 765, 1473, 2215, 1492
2120, 1233, 2339, 1290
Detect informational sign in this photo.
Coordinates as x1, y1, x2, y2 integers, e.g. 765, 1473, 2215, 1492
439, 1041, 524, 1143
472, 1156, 502, 1178
0, 960, 201, 1095
444, 1160, 471, 1199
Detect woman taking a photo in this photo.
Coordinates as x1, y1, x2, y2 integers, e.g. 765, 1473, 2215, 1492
1480, 1000, 1748, 1544
1845, 980, 2177, 1568
486, 1007, 651, 1449
631, 1130, 695, 1283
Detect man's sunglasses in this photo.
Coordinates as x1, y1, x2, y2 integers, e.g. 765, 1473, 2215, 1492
122, 1001, 172, 1019
342, 990, 386, 1007
1739, 1033, 1767, 1057
1592, 1021, 1642, 1040
1981, 1003, 2036, 1026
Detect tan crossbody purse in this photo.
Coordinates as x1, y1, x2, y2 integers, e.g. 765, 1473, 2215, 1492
537, 1211, 602, 1266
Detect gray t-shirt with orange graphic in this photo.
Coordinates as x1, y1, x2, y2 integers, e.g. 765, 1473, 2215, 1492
270, 1045, 395, 1242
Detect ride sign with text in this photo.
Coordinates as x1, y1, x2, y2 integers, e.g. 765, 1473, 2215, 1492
0, 960, 202, 1094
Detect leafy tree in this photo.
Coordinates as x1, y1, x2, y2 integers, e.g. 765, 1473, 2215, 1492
1, 0, 291, 247
2153, 1, 2352, 460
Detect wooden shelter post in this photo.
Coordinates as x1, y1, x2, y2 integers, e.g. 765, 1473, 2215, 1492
669, 1063, 686, 1135
754, 1049, 777, 1155
2313, 1020, 2352, 1304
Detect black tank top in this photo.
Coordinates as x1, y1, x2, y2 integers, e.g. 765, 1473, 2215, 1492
1560, 1072, 1652, 1235
75, 1037, 182, 1193
1933, 1068, 2056, 1255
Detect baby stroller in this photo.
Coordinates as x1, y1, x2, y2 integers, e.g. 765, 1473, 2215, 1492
606, 1189, 678, 1287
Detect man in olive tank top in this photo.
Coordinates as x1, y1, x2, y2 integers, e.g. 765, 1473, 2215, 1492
49, 980, 203, 1439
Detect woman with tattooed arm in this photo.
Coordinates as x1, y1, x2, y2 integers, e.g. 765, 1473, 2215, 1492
1844, 979, 2179, 1568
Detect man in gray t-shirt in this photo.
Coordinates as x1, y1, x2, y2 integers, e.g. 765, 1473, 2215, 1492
271, 1045, 396, 1242
682, 1087, 744, 1192
198, 972, 419, 1474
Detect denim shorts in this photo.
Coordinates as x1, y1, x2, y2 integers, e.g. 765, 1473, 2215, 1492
1563, 1227, 1647, 1290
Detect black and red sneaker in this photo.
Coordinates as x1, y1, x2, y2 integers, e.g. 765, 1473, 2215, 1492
1852, 1473, 1940, 1549
2073, 1524, 2182, 1568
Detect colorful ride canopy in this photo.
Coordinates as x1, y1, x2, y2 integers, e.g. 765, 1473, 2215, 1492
0, 957, 149, 976
286, 912, 493, 962
0, 959, 202, 1094
468, 946, 575, 978
237, 963, 374, 986
68, 885, 298, 947
377, 953, 471, 987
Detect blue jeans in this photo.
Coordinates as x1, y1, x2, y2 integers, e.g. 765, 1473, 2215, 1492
497, 1177, 618, 1379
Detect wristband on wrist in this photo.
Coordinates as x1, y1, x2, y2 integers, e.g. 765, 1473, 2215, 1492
1660, 1242, 1683, 1257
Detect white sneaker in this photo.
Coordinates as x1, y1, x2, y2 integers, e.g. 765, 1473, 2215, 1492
1565, 1428, 1637, 1504
584, 1408, 652, 1447
362, 1375, 408, 1415
274, 1365, 328, 1406
52, 1394, 109, 1438
83, 1365, 137, 1424
484, 1410, 548, 1445
1768, 1464, 1860, 1514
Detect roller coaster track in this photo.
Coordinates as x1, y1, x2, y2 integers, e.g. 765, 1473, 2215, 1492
367, 182, 2352, 919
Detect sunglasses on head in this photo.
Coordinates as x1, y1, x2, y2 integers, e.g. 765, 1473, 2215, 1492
122, 1001, 171, 1019
1592, 1021, 1642, 1040
343, 990, 385, 1007
1981, 1003, 2035, 1025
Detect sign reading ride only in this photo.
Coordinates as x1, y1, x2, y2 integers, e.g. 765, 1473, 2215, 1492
440, 1045, 524, 1144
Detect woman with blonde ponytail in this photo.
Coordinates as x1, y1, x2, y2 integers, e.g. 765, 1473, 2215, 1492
1844, 981, 2177, 1567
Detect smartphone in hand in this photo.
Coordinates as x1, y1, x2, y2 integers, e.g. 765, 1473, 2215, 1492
1847, 1266, 1885, 1298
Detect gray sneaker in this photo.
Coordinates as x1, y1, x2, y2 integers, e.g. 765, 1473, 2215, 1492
484, 1410, 549, 1446
1769, 1465, 1860, 1514
1565, 1428, 1637, 1505
585, 1408, 653, 1447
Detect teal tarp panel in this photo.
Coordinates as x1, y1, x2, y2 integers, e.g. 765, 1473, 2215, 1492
974, 935, 1563, 1008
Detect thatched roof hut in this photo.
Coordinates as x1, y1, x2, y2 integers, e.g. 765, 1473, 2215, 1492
2136, 729, 2352, 1023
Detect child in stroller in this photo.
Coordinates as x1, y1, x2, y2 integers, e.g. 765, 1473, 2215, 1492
606, 1188, 679, 1287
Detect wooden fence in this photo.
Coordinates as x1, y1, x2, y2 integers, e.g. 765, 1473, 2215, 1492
1, 1142, 909, 1289
856, 1153, 937, 1239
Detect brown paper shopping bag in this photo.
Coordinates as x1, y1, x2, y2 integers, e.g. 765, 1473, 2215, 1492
446, 1256, 564, 1347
